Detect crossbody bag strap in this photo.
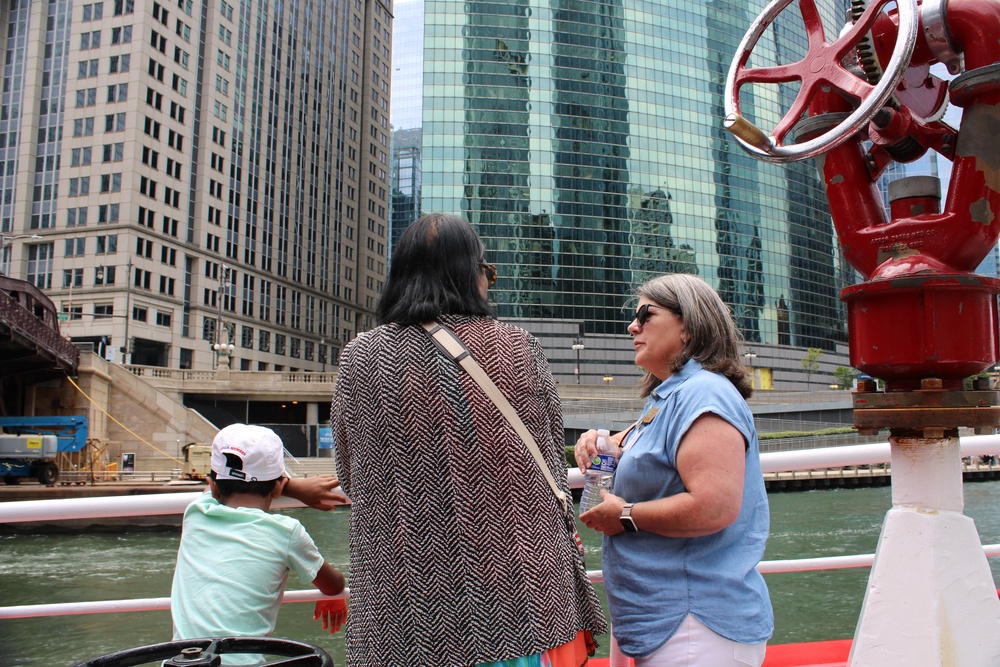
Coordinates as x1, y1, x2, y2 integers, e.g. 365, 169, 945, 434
421, 321, 570, 513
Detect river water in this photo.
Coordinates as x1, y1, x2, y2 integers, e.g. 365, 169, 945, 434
4, 482, 1000, 666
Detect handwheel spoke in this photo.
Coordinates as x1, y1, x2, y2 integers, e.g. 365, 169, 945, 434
825, 64, 875, 101
736, 61, 806, 87
772, 87, 815, 146
798, 0, 828, 52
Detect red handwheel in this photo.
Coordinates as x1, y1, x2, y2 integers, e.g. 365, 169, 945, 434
723, 0, 918, 162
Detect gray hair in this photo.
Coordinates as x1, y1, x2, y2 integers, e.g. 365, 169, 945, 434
635, 274, 752, 398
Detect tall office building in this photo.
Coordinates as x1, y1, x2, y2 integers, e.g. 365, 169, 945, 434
391, 0, 857, 383
0, 0, 391, 370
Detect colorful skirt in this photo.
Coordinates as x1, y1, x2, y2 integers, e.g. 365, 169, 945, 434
475, 630, 595, 667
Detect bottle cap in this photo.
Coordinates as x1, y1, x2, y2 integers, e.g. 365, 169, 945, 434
597, 429, 610, 437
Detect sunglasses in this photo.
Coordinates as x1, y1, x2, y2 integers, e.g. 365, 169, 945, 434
480, 263, 497, 286
632, 303, 658, 327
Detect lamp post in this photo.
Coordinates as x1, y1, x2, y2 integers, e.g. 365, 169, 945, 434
215, 264, 230, 370
0, 234, 43, 275
213, 337, 236, 370
95, 257, 133, 364
320, 338, 326, 373
122, 257, 133, 364
571, 339, 585, 384
744, 351, 757, 389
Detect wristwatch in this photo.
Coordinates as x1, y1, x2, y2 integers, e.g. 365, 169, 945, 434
620, 503, 638, 532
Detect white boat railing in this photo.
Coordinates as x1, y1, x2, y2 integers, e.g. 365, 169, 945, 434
4, 435, 1000, 621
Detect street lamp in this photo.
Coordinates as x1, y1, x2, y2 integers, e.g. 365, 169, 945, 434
571, 339, 585, 384
0, 234, 43, 275
122, 257, 133, 364
744, 351, 758, 389
320, 338, 326, 373
215, 264, 230, 370
95, 256, 133, 364
213, 340, 236, 369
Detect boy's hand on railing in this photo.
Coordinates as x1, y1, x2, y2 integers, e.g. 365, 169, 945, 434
283, 476, 347, 511
313, 598, 348, 634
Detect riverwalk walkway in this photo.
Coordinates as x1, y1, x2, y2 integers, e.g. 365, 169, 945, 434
3, 457, 1000, 502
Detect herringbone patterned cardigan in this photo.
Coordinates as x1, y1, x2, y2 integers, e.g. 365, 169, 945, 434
332, 315, 607, 667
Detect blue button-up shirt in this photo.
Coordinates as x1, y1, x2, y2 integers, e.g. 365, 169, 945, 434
603, 359, 773, 657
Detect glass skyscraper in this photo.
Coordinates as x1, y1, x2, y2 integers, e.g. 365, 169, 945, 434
392, 0, 856, 382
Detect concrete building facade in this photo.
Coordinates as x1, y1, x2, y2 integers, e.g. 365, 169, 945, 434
0, 0, 392, 371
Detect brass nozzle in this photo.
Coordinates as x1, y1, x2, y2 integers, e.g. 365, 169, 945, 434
724, 113, 772, 151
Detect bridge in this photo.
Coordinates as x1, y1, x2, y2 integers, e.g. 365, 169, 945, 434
0, 276, 79, 415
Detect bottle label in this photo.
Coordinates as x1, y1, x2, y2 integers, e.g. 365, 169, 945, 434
588, 453, 617, 473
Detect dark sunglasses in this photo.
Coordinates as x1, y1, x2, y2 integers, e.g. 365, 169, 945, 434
632, 303, 658, 327
480, 263, 497, 286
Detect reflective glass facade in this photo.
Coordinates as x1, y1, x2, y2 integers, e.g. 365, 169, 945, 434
396, 0, 853, 350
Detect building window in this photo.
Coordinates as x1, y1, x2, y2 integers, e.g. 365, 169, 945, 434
64, 238, 86, 256
98, 203, 120, 223
103, 142, 125, 162
203, 317, 216, 341
62, 268, 83, 288
78, 59, 100, 78
109, 54, 130, 73
100, 173, 122, 193
75, 87, 98, 108
67, 207, 88, 227
96, 235, 118, 254
82, 3, 105, 21
80, 30, 101, 51
27, 244, 54, 289
68, 177, 91, 196
95, 304, 114, 319
70, 147, 92, 166
105, 112, 126, 132
111, 25, 133, 44
107, 83, 128, 102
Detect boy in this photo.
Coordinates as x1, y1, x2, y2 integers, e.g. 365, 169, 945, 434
171, 423, 346, 662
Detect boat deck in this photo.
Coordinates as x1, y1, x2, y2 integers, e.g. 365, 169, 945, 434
589, 639, 851, 666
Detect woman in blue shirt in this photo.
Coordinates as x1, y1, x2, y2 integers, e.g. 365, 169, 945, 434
577, 274, 773, 667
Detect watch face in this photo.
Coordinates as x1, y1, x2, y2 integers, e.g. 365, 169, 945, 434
620, 515, 638, 532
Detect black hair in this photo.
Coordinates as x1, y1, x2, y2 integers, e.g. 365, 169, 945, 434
209, 470, 280, 499
376, 213, 494, 325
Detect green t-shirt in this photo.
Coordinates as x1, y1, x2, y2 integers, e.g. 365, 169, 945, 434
171, 492, 324, 665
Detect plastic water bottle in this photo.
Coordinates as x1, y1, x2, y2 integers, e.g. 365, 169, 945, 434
579, 429, 616, 515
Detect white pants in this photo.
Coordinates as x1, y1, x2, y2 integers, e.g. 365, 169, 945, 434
629, 614, 767, 667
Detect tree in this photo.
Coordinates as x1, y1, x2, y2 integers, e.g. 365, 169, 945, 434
802, 348, 822, 388
833, 365, 856, 390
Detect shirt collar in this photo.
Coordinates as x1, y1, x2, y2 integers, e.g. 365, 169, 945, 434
650, 358, 703, 400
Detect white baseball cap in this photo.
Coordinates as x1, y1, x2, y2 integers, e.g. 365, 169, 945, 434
211, 424, 288, 482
